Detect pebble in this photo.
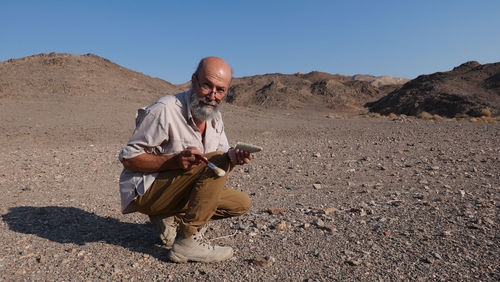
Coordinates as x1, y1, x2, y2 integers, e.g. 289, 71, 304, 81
275, 221, 287, 230
345, 259, 362, 266
441, 231, 452, 237
268, 208, 285, 215
323, 207, 339, 215
251, 256, 276, 267
312, 183, 322, 189
315, 219, 325, 227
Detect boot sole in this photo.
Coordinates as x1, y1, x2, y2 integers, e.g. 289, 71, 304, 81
168, 250, 233, 263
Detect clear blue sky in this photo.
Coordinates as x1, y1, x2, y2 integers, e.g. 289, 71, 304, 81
1, 0, 499, 84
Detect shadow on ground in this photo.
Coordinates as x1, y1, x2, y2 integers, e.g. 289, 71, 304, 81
2, 206, 169, 261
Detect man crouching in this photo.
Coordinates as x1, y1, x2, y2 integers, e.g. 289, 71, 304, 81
118, 57, 252, 263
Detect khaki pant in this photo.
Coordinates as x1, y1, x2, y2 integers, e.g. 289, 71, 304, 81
132, 152, 251, 238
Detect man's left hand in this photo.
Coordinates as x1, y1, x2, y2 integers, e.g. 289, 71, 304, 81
228, 148, 252, 165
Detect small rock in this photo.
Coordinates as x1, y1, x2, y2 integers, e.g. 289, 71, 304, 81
460, 190, 465, 198
285, 185, 301, 190
432, 252, 442, 260
251, 256, 275, 267
430, 166, 440, 171
345, 259, 362, 266
323, 207, 339, 215
313, 153, 321, 158
303, 223, 311, 229
421, 257, 435, 264
275, 221, 287, 230
268, 208, 285, 215
317, 225, 336, 232
315, 219, 325, 227
441, 230, 452, 237
312, 183, 322, 189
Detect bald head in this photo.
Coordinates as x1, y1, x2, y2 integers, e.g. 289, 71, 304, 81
193, 57, 232, 86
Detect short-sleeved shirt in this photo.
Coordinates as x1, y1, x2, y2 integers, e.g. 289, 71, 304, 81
118, 91, 230, 213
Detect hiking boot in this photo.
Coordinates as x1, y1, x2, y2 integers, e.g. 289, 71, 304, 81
149, 215, 177, 248
168, 228, 233, 263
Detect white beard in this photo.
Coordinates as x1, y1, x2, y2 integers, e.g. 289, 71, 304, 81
189, 90, 222, 121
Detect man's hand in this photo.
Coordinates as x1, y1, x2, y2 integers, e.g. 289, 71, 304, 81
228, 148, 252, 166
121, 146, 203, 173
176, 147, 203, 170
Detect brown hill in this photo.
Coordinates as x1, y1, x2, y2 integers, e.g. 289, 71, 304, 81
366, 61, 500, 117
227, 71, 405, 110
0, 52, 177, 102
0, 53, 408, 111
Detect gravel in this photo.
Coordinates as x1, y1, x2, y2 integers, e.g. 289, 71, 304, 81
1, 104, 499, 281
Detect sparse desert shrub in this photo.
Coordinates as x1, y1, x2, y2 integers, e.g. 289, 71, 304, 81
417, 112, 433, 119
432, 114, 444, 121
470, 117, 481, 123
480, 108, 492, 118
388, 113, 397, 118
368, 112, 382, 118
487, 119, 497, 124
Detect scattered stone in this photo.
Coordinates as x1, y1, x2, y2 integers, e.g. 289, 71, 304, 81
275, 221, 287, 230
421, 257, 435, 264
21, 184, 33, 191
268, 208, 285, 215
323, 207, 339, 215
312, 183, 322, 189
441, 231, 452, 237
345, 259, 362, 266
432, 252, 442, 260
251, 256, 276, 267
303, 223, 311, 229
315, 219, 325, 227
285, 185, 301, 190
313, 153, 321, 158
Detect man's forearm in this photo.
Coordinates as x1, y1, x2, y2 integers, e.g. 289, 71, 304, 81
121, 153, 179, 173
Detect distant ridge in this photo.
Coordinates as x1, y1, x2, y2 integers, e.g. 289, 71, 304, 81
0, 52, 408, 110
366, 61, 500, 117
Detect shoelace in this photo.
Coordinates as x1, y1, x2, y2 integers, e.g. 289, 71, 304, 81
193, 226, 215, 250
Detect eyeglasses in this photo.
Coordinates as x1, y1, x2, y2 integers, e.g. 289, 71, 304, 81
195, 74, 227, 99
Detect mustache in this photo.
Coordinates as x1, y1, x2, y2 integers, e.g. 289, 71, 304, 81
200, 97, 218, 106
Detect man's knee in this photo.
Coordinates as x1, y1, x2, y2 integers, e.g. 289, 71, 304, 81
234, 193, 251, 216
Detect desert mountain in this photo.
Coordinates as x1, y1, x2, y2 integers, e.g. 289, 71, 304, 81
0, 53, 177, 102
367, 61, 500, 117
226, 72, 407, 110
0, 53, 409, 110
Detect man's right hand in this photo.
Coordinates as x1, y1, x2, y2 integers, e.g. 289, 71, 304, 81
121, 146, 203, 173
176, 147, 203, 170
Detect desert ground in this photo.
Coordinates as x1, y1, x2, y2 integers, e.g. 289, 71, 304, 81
0, 94, 498, 280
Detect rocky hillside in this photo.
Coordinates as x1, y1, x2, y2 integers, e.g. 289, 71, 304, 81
227, 72, 406, 110
0, 53, 177, 102
0, 53, 409, 110
366, 61, 500, 117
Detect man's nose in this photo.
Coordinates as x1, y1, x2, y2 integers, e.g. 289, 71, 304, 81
206, 91, 217, 100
